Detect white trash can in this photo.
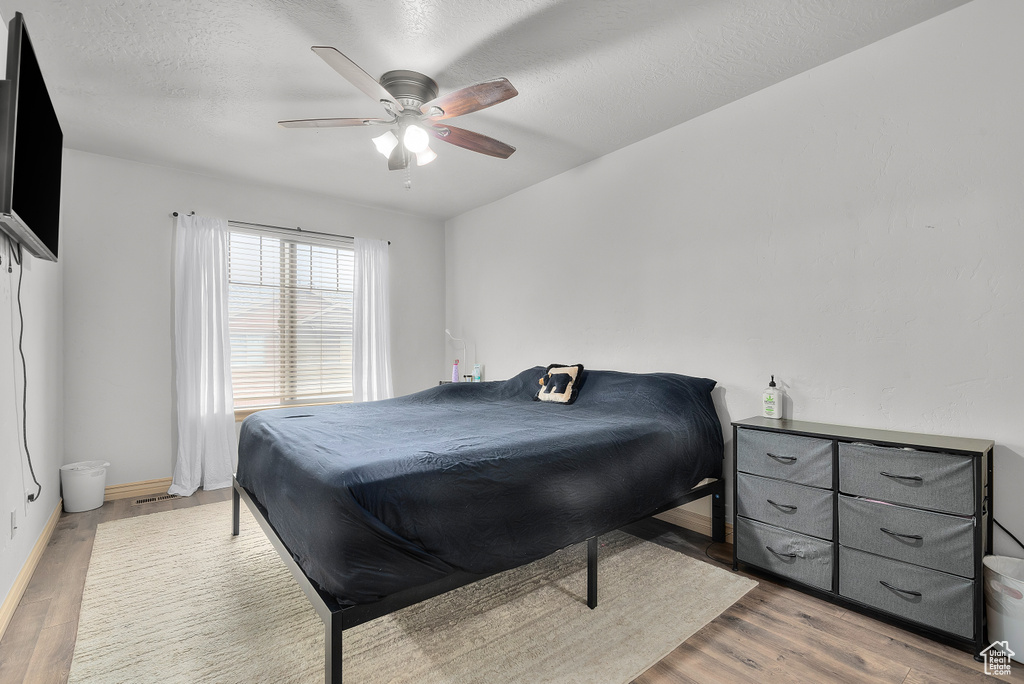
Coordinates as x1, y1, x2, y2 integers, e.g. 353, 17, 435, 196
60, 461, 110, 513
984, 555, 1024, 663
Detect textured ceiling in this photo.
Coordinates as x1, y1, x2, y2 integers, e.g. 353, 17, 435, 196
0, 0, 969, 219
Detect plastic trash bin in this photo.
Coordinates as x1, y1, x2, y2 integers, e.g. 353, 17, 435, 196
984, 555, 1024, 663
60, 460, 110, 513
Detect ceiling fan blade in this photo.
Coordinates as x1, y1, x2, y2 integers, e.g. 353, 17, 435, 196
311, 46, 404, 114
278, 117, 393, 129
430, 124, 516, 159
420, 78, 518, 120
388, 143, 411, 171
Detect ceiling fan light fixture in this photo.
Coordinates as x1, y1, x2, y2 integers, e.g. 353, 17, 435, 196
371, 130, 399, 158
285, 47, 519, 177
403, 124, 430, 154
415, 147, 437, 166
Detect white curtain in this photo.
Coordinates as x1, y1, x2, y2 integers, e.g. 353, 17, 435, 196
169, 214, 237, 496
353, 238, 394, 402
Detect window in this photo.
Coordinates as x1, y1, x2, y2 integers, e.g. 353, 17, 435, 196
227, 226, 354, 415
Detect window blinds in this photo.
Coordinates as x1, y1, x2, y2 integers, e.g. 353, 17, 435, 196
227, 226, 355, 410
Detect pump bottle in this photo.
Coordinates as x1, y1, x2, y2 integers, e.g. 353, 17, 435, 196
762, 375, 782, 420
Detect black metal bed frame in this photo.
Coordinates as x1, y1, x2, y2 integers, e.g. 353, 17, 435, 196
232, 475, 726, 684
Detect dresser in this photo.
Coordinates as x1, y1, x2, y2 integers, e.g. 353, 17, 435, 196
732, 417, 993, 658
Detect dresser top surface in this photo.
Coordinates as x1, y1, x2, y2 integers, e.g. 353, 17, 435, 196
733, 416, 994, 455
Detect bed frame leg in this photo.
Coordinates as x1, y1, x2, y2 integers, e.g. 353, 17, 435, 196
711, 481, 725, 543
232, 485, 240, 536
325, 612, 343, 684
587, 536, 598, 609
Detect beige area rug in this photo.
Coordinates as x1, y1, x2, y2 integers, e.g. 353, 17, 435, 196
69, 501, 755, 684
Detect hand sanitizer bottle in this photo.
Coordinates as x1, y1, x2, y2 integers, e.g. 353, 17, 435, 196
762, 375, 782, 419
472, 364, 482, 382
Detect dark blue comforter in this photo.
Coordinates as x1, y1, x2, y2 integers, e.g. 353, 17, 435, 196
236, 367, 723, 605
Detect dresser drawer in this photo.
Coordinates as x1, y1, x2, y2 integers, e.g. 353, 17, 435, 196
839, 546, 974, 638
838, 496, 975, 578
736, 428, 832, 488
737, 473, 833, 540
838, 443, 974, 515
736, 517, 833, 592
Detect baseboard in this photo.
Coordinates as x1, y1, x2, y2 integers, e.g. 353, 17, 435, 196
104, 477, 172, 502
654, 508, 734, 544
0, 498, 63, 643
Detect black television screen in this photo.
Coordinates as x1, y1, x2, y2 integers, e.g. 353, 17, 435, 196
0, 12, 63, 262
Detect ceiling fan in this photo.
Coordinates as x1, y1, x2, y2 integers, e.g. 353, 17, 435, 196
280, 47, 518, 171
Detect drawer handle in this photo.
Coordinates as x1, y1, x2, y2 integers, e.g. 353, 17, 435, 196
767, 499, 798, 512
765, 545, 797, 559
879, 580, 922, 597
767, 452, 797, 464
880, 527, 923, 541
879, 471, 923, 482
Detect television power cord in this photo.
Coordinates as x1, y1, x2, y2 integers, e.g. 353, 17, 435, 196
9, 240, 42, 502
704, 540, 730, 566
995, 518, 1024, 553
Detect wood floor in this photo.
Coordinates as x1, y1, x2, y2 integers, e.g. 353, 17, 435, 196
1, 492, 1021, 684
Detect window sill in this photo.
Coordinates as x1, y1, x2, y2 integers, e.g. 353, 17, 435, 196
234, 399, 352, 422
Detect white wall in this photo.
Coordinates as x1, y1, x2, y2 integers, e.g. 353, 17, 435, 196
445, 0, 1024, 557
61, 150, 445, 487
0, 241, 64, 612
0, 9, 64, 613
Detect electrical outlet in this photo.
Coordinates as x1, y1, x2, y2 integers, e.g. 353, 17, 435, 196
9, 509, 16, 539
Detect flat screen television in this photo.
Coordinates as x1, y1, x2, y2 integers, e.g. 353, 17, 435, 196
0, 12, 63, 262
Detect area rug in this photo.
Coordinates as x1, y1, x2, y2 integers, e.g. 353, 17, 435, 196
69, 501, 755, 684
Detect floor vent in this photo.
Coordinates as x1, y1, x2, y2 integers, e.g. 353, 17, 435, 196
132, 494, 178, 506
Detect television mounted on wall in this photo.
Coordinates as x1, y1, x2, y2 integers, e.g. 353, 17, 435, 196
0, 11, 63, 262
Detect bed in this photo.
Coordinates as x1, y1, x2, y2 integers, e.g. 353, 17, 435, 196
233, 366, 727, 683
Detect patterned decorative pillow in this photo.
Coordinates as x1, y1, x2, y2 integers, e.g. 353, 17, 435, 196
535, 364, 585, 404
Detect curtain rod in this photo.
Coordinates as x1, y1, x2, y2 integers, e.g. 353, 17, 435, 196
171, 211, 389, 245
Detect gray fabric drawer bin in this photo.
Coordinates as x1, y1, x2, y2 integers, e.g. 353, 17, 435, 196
838, 443, 974, 516
737, 473, 833, 540
736, 517, 833, 591
737, 429, 832, 488
839, 546, 974, 638
838, 495, 975, 578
